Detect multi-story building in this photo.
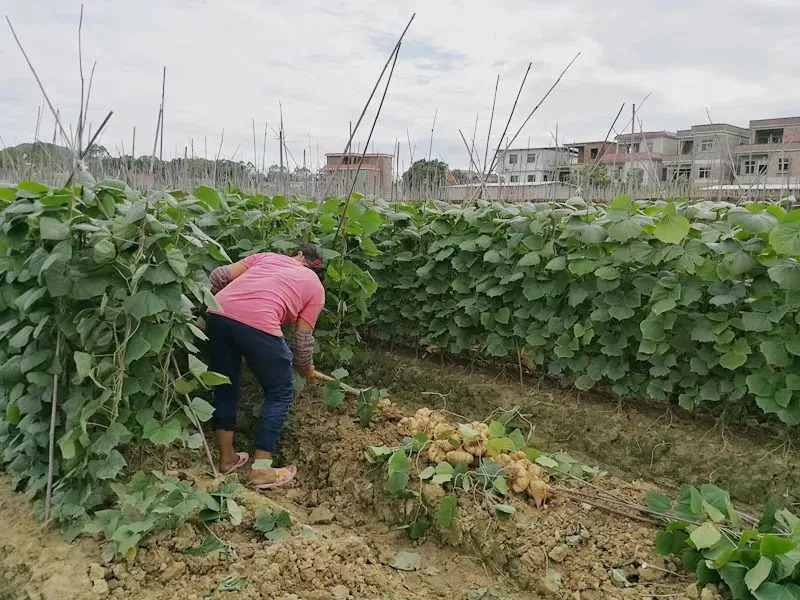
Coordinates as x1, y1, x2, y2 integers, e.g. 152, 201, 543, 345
733, 117, 800, 187
324, 152, 393, 197
664, 124, 750, 185
495, 147, 577, 184
595, 131, 679, 185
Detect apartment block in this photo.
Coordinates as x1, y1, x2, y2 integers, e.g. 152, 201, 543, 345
733, 117, 800, 186
495, 147, 578, 184
664, 123, 750, 185
596, 131, 679, 185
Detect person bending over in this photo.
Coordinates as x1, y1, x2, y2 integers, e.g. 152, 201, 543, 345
206, 244, 326, 489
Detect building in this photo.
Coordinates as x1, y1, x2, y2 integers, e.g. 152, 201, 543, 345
324, 152, 393, 197
664, 124, 750, 185
733, 117, 800, 188
596, 131, 679, 185
571, 141, 615, 165
494, 147, 578, 184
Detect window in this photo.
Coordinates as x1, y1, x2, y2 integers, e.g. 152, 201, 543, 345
698, 167, 711, 179
526, 174, 535, 182
700, 139, 713, 152
758, 163, 768, 175
543, 174, 549, 182
779, 158, 791, 173
508, 154, 518, 164
755, 128, 784, 144
527, 152, 536, 163
744, 160, 756, 174
590, 148, 599, 159
628, 143, 640, 153
510, 175, 519, 182
646, 142, 654, 153
680, 140, 694, 154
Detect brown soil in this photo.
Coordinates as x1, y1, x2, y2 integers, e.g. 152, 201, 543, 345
348, 348, 799, 508
0, 369, 730, 600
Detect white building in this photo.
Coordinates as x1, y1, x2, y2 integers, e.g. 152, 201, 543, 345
495, 147, 577, 184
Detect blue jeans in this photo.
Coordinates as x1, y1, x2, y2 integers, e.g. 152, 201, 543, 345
206, 313, 294, 453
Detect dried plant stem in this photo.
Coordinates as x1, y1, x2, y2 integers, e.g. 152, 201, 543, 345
44, 332, 63, 523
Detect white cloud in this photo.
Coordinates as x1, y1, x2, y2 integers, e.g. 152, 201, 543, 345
1, 0, 798, 172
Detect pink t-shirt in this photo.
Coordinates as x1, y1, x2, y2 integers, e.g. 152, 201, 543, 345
209, 253, 325, 337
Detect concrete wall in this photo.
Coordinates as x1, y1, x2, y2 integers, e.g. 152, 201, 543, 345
445, 182, 574, 203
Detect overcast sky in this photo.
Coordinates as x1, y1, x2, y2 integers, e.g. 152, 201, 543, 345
2, 0, 799, 172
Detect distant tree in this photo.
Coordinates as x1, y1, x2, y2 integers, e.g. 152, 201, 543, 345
402, 159, 448, 188
572, 164, 611, 187
450, 169, 480, 184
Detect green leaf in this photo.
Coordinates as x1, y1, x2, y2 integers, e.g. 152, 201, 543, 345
388, 450, 410, 473
189, 398, 215, 422
8, 326, 33, 349
653, 214, 690, 244
646, 491, 672, 514
322, 382, 345, 408
760, 341, 790, 367
147, 419, 182, 445
595, 266, 620, 280
436, 496, 458, 529
689, 522, 721, 549
485, 333, 508, 357
419, 466, 435, 480
745, 556, 773, 592
730, 207, 778, 233
518, 252, 540, 267
494, 307, 510, 325
493, 503, 516, 518
770, 219, 800, 255
719, 351, 748, 370
93, 238, 116, 263
124, 336, 150, 365
194, 186, 221, 209
39, 216, 70, 241
73, 351, 93, 384
165, 248, 188, 277
331, 367, 349, 380
760, 534, 798, 557
123, 290, 167, 320
607, 219, 643, 243
200, 371, 231, 386
545, 256, 566, 271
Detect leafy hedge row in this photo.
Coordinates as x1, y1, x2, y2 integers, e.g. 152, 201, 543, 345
364, 196, 800, 425
0, 176, 380, 533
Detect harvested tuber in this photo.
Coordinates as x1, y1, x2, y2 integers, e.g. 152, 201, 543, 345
445, 450, 474, 466
528, 479, 548, 508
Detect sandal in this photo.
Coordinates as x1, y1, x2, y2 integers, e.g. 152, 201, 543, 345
222, 451, 250, 475
252, 465, 297, 490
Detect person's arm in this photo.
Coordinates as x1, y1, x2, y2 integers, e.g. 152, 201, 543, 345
209, 261, 248, 294
291, 318, 318, 378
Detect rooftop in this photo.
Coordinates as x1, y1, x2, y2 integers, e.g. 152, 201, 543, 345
615, 131, 677, 140
325, 152, 394, 158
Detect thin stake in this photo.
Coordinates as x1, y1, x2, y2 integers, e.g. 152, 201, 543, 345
490, 53, 581, 177
44, 332, 63, 523
481, 74, 500, 182
64, 110, 113, 186
333, 42, 402, 243
76, 4, 85, 154
6, 17, 72, 148
487, 62, 532, 177
315, 13, 415, 208
159, 66, 166, 161
427, 108, 438, 161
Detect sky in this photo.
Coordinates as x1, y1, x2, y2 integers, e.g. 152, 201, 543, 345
2, 0, 799, 173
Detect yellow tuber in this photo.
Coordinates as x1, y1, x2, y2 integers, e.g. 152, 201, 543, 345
528, 479, 548, 508
445, 450, 474, 466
